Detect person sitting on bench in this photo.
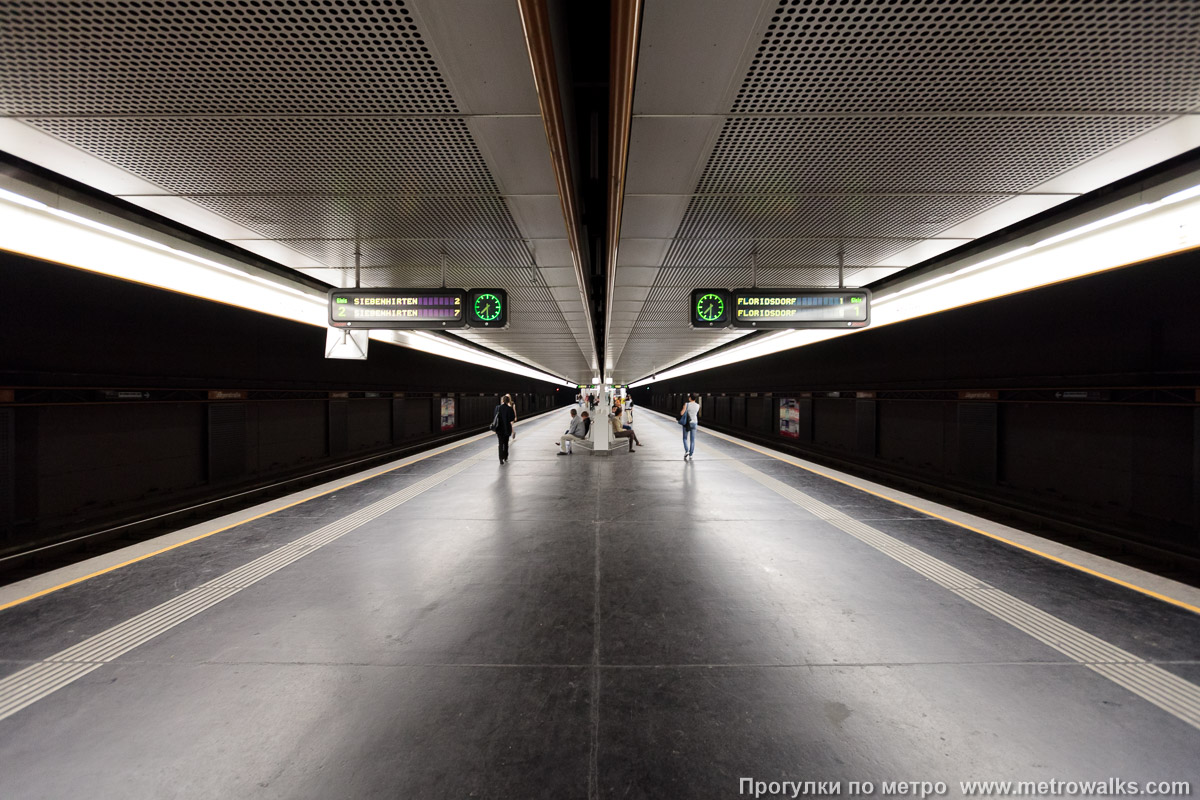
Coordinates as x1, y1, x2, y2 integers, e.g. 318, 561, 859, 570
556, 408, 586, 455
608, 405, 642, 452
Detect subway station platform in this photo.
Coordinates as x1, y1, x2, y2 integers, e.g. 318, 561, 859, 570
0, 410, 1199, 799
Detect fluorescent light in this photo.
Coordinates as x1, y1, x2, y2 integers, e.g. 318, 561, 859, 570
0, 187, 50, 210
1160, 183, 1200, 205
633, 177, 1200, 387
0, 185, 573, 386
0, 188, 329, 327
388, 330, 570, 385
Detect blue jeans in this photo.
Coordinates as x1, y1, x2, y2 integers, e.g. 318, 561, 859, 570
682, 423, 696, 455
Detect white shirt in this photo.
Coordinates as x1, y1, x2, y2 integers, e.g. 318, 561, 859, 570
683, 401, 700, 425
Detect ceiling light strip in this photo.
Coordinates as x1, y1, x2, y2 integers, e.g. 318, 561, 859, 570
630, 180, 1200, 387
0, 187, 573, 387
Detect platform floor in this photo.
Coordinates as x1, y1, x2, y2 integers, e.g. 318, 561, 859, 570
1, 408, 1198, 799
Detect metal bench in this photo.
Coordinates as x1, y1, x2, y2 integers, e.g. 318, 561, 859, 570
571, 432, 630, 455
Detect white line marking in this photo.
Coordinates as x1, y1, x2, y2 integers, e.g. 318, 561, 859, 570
0, 448, 492, 722
722, 456, 1200, 730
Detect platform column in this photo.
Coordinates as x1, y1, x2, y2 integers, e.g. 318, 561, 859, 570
592, 385, 613, 453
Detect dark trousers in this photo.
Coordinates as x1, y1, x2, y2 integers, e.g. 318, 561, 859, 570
496, 433, 510, 462
613, 429, 640, 447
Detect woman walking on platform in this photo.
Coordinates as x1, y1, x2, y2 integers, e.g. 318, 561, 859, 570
680, 394, 700, 460
494, 393, 517, 464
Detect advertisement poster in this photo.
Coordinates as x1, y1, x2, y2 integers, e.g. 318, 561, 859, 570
779, 398, 800, 438
440, 397, 456, 431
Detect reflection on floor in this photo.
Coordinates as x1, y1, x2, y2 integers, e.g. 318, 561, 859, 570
0, 409, 1198, 799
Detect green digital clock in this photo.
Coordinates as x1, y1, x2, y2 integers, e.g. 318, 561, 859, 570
474, 292, 502, 322
690, 289, 731, 327
466, 288, 508, 327
696, 293, 725, 322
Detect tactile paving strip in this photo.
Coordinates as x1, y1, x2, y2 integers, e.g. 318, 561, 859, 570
719, 454, 1200, 730
0, 446, 493, 722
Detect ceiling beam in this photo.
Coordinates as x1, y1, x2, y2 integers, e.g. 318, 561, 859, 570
605, 0, 644, 379
516, 0, 600, 374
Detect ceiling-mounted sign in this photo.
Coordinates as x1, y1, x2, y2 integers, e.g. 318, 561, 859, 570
324, 327, 369, 359
690, 289, 732, 328
466, 288, 508, 328
732, 289, 871, 329
329, 288, 465, 329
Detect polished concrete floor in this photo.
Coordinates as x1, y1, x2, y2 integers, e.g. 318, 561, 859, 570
0, 408, 1198, 799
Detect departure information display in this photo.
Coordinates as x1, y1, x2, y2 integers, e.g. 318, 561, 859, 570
732, 289, 871, 329
329, 289, 465, 329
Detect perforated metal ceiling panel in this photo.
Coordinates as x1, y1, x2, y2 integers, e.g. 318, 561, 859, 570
268, 239, 538, 273
191, 195, 520, 242
610, 0, 1200, 383
25, 117, 497, 194
0, 0, 593, 381
697, 116, 1171, 195
662, 238, 935, 271
673, 195, 1013, 241
1, 1, 456, 116
737, 0, 1200, 115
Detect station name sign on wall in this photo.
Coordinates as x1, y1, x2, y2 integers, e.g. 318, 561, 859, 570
691, 288, 871, 329
328, 288, 507, 329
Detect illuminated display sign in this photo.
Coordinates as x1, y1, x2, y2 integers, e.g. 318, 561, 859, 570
467, 289, 508, 328
329, 288, 465, 329
732, 289, 871, 329
691, 289, 732, 328
780, 398, 801, 438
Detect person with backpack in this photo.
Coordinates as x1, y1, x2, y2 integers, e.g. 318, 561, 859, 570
492, 393, 517, 464
680, 394, 700, 460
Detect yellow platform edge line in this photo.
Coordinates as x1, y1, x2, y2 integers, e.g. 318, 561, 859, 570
695, 420, 1200, 617
0, 419, 518, 613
